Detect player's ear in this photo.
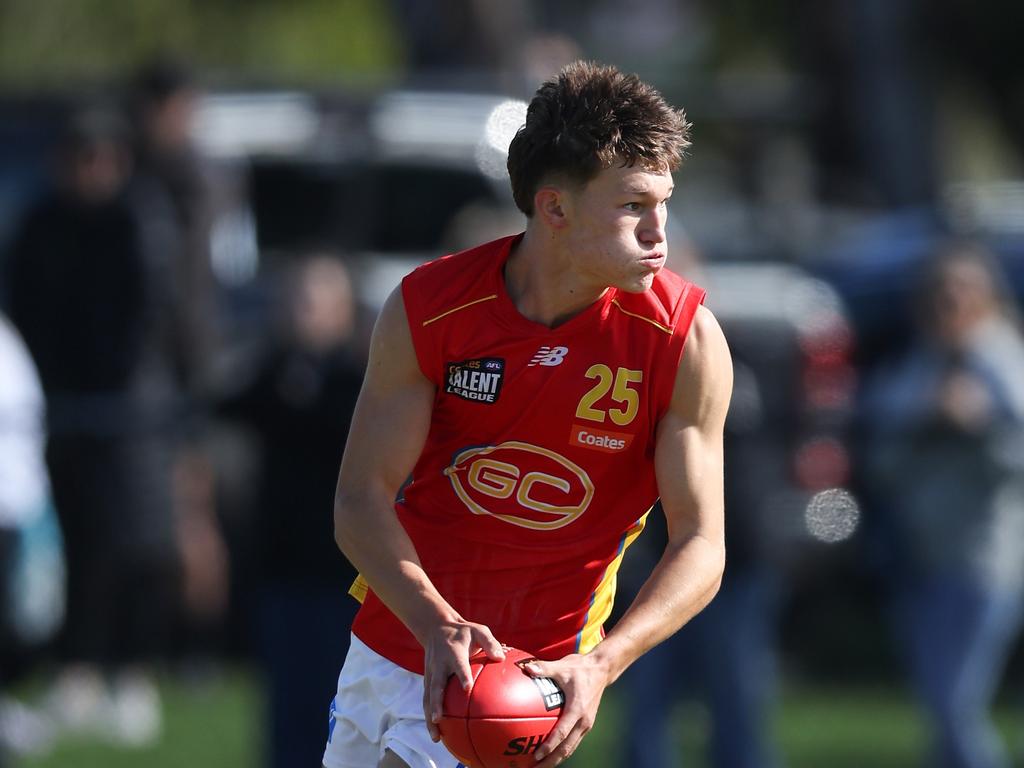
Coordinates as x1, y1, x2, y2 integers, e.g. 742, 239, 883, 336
534, 186, 569, 230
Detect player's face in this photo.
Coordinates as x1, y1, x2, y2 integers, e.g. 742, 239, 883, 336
562, 163, 673, 293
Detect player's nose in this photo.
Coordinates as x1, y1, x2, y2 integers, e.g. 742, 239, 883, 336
638, 208, 667, 245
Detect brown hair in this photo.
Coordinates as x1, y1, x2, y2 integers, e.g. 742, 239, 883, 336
507, 61, 691, 216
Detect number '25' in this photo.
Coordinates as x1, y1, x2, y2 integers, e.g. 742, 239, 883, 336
575, 365, 643, 426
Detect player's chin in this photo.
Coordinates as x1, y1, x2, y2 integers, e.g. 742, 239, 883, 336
618, 273, 656, 294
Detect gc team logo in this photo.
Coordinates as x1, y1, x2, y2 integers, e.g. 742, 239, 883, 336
444, 441, 594, 530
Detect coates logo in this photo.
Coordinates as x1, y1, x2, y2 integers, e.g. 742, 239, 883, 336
570, 424, 634, 453
443, 441, 594, 530
528, 346, 568, 367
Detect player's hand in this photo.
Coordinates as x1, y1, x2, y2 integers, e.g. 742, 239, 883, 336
422, 619, 505, 742
521, 652, 611, 766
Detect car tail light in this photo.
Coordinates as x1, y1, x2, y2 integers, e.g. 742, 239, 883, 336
798, 321, 857, 412
794, 436, 851, 489
794, 317, 857, 490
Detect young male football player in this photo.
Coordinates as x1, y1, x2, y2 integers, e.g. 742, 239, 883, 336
325, 60, 732, 768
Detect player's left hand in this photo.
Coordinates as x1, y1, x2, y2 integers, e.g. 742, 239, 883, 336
520, 653, 611, 766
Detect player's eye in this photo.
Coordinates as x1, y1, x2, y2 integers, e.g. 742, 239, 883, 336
624, 202, 642, 212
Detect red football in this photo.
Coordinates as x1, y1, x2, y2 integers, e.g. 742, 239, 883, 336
438, 647, 564, 768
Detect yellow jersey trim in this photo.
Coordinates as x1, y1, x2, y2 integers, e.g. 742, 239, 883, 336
422, 294, 498, 327
610, 299, 673, 335
349, 574, 369, 603
577, 511, 650, 654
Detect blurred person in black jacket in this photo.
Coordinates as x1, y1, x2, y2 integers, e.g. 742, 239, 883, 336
125, 55, 233, 675
218, 253, 364, 768
126, 55, 221, 399
5, 108, 178, 747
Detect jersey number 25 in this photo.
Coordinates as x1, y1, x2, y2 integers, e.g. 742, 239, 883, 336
575, 365, 643, 426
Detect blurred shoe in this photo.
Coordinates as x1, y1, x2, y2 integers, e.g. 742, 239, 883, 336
108, 671, 162, 748
0, 695, 55, 757
46, 665, 111, 736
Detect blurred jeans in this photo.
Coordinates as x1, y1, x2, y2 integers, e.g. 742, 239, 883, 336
622, 567, 782, 768
892, 576, 1023, 768
255, 585, 358, 768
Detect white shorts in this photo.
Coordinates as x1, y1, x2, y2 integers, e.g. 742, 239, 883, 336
322, 634, 466, 768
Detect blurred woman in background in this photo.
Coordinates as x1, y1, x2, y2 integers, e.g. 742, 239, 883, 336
863, 240, 1024, 768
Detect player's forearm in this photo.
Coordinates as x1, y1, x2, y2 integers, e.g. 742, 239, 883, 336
589, 532, 724, 684
334, 487, 461, 645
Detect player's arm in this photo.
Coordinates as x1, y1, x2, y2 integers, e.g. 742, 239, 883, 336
526, 304, 732, 766
592, 303, 730, 675
333, 286, 505, 740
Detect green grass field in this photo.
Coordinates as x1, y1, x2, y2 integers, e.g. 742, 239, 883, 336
12, 669, 1022, 767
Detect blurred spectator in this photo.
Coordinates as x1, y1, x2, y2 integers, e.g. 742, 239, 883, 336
0, 311, 62, 762
126, 54, 221, 403
4, 107, 178, 746
125, 54, 233, 672
216, 254, 364, 768
862, 241, 1024, 768
617, 235, 784, 768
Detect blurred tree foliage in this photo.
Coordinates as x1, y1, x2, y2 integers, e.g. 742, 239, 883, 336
0, 0, 403, 88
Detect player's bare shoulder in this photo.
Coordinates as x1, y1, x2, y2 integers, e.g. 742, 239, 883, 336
363, 286, 424, 387
671, 304, 733, 426
374, 285, 412, 347
336, 284, 434, 502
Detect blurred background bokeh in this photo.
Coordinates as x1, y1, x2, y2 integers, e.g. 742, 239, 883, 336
1, 1, 1023, 766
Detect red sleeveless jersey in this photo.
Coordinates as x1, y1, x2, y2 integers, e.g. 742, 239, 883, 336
350, 234, 705, 673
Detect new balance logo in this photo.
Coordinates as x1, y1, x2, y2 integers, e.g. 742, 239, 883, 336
528, 346, 569, 367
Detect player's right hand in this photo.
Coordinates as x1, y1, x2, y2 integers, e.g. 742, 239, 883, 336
422, 619, 504, 741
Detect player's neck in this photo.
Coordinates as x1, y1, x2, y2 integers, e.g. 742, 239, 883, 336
505, 228, 608, 329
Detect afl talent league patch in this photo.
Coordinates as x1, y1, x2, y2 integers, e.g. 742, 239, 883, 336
446, 358, 505, 404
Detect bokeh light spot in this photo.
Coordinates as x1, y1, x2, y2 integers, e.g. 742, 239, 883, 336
475, 99, 528, 179
804, 488, 860, 544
